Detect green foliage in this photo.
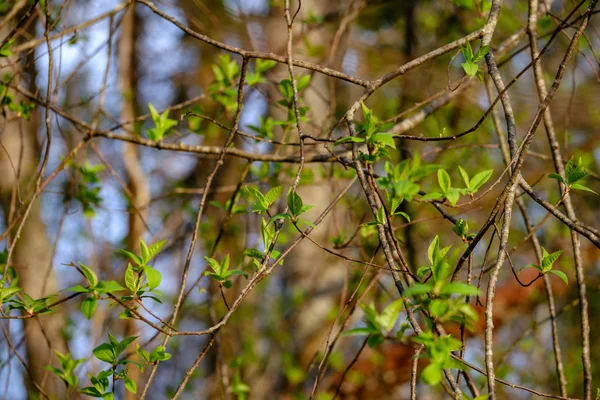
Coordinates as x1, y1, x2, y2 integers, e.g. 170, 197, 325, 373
246, 184, 283, 213
423, 166, 492, 206
334, 102, 396, 162
277, 74, 311, 127
548, 156, 598, 195
67, 263, 125, 319
45, 351, 86, 388
118, 238, 166, 317
0, 78, 35, 119
378, 152, 439, 208
523, 247, 568, 284
247, 58, 277, 85
413, 331, 464, 385
460, 40, 489, 80
342, 299, 404, 347
65, 160, 105, 218
80, 333, 140, 397
136, 344, 172, 365
0, 38, 14, 57
146, 103, 178, 141
209, 54, 241, 113
407, 236, 479, 328
247, 116, 275, 139
204, 254, 248, 288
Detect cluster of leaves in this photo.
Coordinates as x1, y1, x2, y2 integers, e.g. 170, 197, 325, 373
247, 59, 277, 85
412, 331, 464, 385
65, 160, 105, 218
204, 254, 248, 288
45, 351, 85, 390
68, 264, 125, 319
1, 252, 54, 315
0, 79, 36, 119
0, 249, 22, 308
267, 188, 314, 227
278, 74, 311, 125
80, 334, 139, 398
423, 166, 492, 206
549, 156, 598, 195
119, 238, 166, 318
522, 247, 568, 284
378, 152, 439, 207
342, 299, 405, 347
460, 40, 489, 80
407, 236, 479, 328
146, 103, 178, 141
334, 102, 396, 161
209, 54, 241, 113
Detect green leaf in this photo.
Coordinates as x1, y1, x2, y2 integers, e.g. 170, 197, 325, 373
394, 211, 410, 222
93, 343, 115, 364
144, 266, 162, 290
287, 189, 303, 217
429, 299, 449, 317
452, 218, 469, 238
461, 41, 474, 61
417, 266, 431, 281
445, 190, 460, 206
371, 133, 396, 148
264, 185, 283, 207
148, 104, 160, 125
422, 363, 443, 385
119, 249, 141, 266
403, 283, 432, 297
81, 296, 97, 319
341, 327, 376, 337
541, 249, 563, 270
80, 264, 98, 287
548, 172, 566, 184
66, 284, 90, 293
139, 239, 150, 264
461, 62, 479, 78
361, 102, 376, 137
549, 270, 568, 285
437, 169, 451, 194
440, 282, 479, 296
428, 236, 440, 264
204, 256, 222, 275
124, 377, 137, 394
457, 166, 470, 189
570, 183, 598, 195
147, 240, 166, 261
256, 59, 277, 73
297, 74, 311, 91
267, 213, 291, 226
470, 169, 493, 191
378, 299, 403, 332
333, 136, 365, 146
125, 264, 137, 292
367, 334, 385, 348
95, 280, 126, 294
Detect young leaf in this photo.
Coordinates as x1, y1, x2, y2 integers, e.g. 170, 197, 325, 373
79, 264, 98, 287
470, 169, 493, 191
549, 270, 568, 285
334, 136, 365, 146
144, 266, 162, 290
378, 299, 403, 332
81, 296, 97, 319
264, 185, 283, 207
437, 169, 451, 193
457, 166, 470, 189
